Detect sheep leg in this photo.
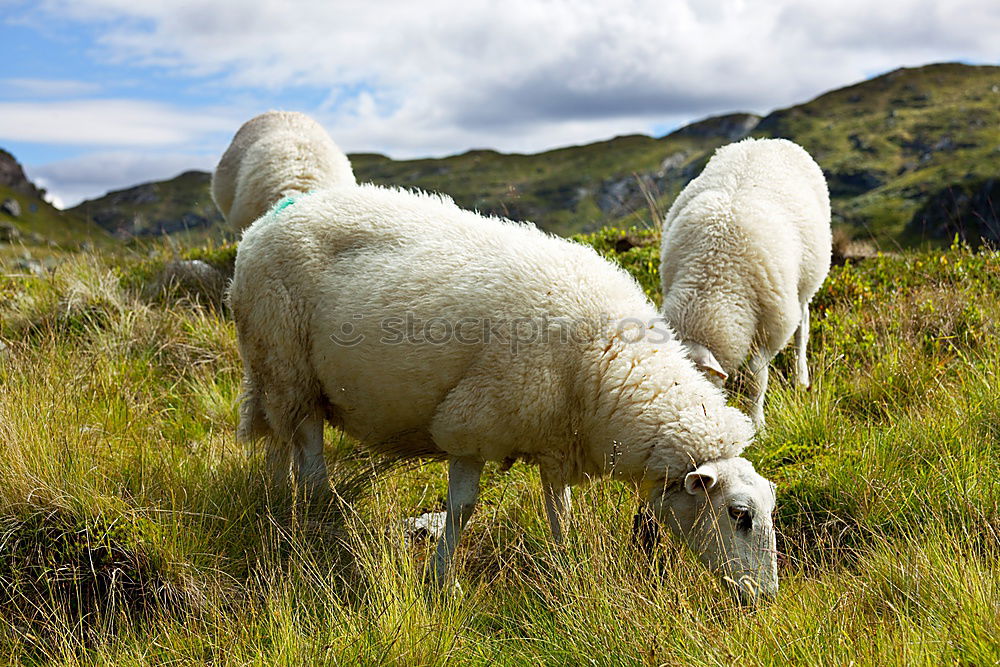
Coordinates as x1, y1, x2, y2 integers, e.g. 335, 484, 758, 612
291, 411, 328, 496
749, 351, 770, 429
795, 303, 811, 389
431, 456, 484, 583
540, 469, 572, 543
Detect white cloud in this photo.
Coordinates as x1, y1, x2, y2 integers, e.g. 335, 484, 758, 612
0, 99, 236, 147
2, 78, 102, 97
28, 0, 999, 149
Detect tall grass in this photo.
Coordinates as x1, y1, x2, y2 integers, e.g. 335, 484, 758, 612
0, 244, 998, 664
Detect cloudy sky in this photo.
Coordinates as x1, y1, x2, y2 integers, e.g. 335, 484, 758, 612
1, 0, 997, 208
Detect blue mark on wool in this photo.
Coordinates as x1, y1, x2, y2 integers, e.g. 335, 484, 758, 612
273, 196, 296, 214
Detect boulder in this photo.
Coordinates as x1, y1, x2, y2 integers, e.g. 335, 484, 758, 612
13, 258, 45, 277
150, 259, 227, 309
399, 511, 449, 542
1, 198, 21, 218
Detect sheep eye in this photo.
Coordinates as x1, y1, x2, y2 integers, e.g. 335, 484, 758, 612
728, 505, 753, 532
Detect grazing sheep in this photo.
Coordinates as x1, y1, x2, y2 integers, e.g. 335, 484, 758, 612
229, 185, 778, 602
211, 111, 355, 232
659, 137, 832, 427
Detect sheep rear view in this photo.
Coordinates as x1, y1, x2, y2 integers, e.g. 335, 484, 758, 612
230, 185, 778, 603
659, 137, 832, 426
211, 110, 355, 232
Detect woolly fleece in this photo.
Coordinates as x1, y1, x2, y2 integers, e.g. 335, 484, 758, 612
659, 137, 832, 376
229, 185, 753, 487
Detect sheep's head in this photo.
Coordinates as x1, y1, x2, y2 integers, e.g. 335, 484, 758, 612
648, 457, 778, 605
680, 340, 728, 387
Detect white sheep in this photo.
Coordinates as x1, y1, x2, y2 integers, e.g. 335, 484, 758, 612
211, 111, 355, 232
229, 185, 778, 602
659, 137, 832, 427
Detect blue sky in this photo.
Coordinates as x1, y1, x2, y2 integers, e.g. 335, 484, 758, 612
1, 0, 997, 208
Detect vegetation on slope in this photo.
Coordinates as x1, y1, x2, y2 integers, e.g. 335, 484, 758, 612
0, 237, 997, 663
0, 148, 111, 259
352, 113, 758, 237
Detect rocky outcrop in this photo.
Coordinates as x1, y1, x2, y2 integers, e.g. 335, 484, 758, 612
826, 169, 887, 197
1, 198, 21, 217
0, 222, 21, 243
671, 113, 761, 142
0, 149, 45, 199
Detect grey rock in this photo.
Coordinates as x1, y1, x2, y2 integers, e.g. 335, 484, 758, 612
13, 258, 45, 277
1, 198, 21, 217
657, 150, 689, 176
151, 259, 227, 308
399, 511, 450, 542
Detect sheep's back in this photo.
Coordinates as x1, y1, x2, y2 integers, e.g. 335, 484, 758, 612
234, 185, 660, 460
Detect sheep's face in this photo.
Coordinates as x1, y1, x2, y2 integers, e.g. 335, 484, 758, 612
651, 457, 778, 604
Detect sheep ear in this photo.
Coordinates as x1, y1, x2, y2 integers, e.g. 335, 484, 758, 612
684, 463, 719, 495
683, 341, 728, 381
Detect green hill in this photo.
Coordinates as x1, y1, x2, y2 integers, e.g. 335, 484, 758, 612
0, 149, 111, 258
62, 62, 1000, 247
753, 62, 1000, 245
69, 170, 225, 242
351, 112, 760, 236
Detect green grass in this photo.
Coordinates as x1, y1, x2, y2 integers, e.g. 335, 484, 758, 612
0, 240, 999, 664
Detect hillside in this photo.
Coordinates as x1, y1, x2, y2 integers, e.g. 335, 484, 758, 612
351, 112, 760, 236
0, 149, 111, 257
754, 62, 1000, 245
69, 170, 225, 241
62, 62, 1000, 246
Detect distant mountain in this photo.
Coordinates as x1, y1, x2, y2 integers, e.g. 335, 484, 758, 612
65, 112, 761, 241
0, 149, 110, 250
65, 62, 1000, 246
70, 170, 225, 240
